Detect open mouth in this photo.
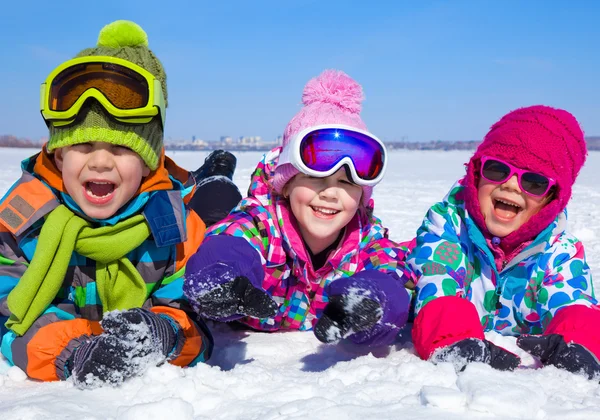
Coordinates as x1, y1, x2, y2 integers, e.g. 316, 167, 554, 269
311, 206, 340, 217
493, 198, 522, 220
84, 181, 116, 204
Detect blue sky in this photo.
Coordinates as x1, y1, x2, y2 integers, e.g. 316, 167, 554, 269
2, 0, 599, 143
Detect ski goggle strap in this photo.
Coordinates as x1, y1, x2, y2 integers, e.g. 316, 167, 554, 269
279, 125, 387, 186
40, 56, 165, 128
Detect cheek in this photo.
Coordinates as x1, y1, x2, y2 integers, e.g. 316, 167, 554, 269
58, 156, 82, 194
524, 196, 547, 214
288, 184, 316, 205
477, 182, 496, 208
119, 157, 146, 180
344, 189, 362, 211
333, 185, 362, 214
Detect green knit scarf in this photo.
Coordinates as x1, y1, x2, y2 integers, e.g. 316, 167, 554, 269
6, 205, 151, 335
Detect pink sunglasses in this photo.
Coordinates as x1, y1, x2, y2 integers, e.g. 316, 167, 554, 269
480, 156, 556, 197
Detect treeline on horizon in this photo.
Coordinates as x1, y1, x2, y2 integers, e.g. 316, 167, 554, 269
2, 134, 600, 151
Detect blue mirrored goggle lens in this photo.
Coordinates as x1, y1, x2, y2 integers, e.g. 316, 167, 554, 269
299, 128, 385, 180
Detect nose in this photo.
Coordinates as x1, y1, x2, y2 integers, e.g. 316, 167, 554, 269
87, 148, 115, 172
319, 180, 339, 201
501, 174, 521, 193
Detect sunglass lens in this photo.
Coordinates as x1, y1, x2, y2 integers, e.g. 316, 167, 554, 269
521, 172, 550, 196
482, 160, 511, 182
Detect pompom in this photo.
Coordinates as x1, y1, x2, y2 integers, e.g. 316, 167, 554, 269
97, 20, 149, 49
301, 69, 364, 114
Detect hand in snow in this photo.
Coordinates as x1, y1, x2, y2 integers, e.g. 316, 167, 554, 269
314, 271, 410, 347
191, 274, 278, 320
432, 338, 521, 372
517, 334, 600, 380
68, 334, 151, 389
184, 236, 278, 321
68, 308, 180, 389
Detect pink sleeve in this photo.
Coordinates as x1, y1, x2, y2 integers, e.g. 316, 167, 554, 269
544, 304, 600, 359
412, 295, 485, 359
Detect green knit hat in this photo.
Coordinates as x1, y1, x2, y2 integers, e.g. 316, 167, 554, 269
47, 20, 167, 171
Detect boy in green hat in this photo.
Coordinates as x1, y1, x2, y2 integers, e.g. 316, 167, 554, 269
0, 20, 239, 388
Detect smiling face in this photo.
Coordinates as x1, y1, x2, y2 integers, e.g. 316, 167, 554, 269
283, 167, 363, 255
54, 142, 150, 220
477, 174, 553, 238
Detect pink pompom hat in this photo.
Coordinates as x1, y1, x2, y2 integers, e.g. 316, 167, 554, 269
463, 105, 587, 251
272, 69, 374, 205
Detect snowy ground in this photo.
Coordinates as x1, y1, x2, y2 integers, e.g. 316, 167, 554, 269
1, 148, 600, 419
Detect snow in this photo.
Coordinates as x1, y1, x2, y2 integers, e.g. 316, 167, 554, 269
1, 148, 600, 419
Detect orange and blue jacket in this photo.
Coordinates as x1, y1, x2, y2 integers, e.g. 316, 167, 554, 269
0, 149, 211, 381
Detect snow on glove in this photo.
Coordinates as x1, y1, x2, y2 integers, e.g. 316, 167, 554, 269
101, 308, 180, 359
432, 338, 521, 372
314, 292, 382, 343
68, 334, 149, 389
517, 334, 600, 380
190, 273, 278, 320
68, 308, 180, 389
184, 236, 278, 321
314, 270, 410, 347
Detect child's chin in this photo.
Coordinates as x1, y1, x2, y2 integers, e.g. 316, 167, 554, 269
485, 220, 517, 238
80, 204, 119, 220
487, 226, 515, 238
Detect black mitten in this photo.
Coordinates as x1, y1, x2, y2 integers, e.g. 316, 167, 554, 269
314, 294, 382, 344
517, 334, 600, 380
101, 308, 178, 358
313, 271, 411, 347
69, 334, 149, 389
194, 275, 278, 320
432, 338, 521, 372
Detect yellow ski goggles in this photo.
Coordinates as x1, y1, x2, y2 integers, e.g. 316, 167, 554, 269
40, 56, 166, 128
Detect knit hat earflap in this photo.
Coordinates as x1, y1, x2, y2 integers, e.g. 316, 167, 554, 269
46, 20, 167, 171
272, 69, 374, 205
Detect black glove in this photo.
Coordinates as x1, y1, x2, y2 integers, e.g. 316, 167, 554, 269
432, 338, 521, 372
68, 308, 180, 389
101, 308, 179, 358
313, 271, 410, 347
194, 275, 278, 320
68, 334, 149, 388
517, 334, 600, 380
314, 294, 382, 344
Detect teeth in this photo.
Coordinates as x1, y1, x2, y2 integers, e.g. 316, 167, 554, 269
86, 181, 115, 198
87, 191, 108, 198
496, 199, 521, 209
312, 206, 339, 215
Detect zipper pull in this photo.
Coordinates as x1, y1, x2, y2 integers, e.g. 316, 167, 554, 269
495, 287, 502, 310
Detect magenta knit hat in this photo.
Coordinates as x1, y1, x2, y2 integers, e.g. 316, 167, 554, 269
272, 69, 373, 205
464, 105, 587, 251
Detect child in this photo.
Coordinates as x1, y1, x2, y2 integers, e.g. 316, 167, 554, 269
407, 105, 599, 378
0, 20, 237, 388
183, 70, 413, 347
